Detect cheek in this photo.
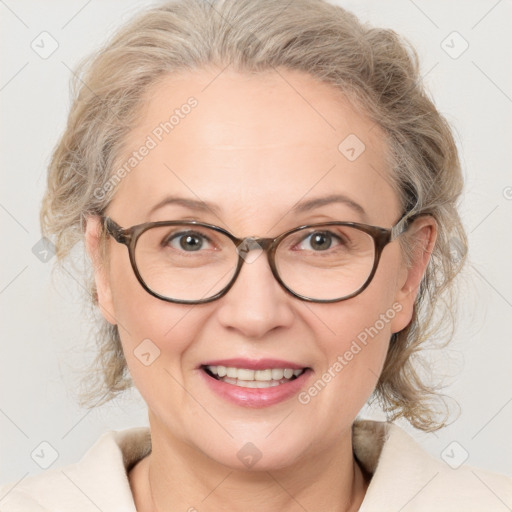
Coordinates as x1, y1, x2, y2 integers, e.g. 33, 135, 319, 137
305, 246, 403, 400
296, 293, 396, 445
308, 292, 395, 392
106, 252, 204, 388
321, 245, 402, 341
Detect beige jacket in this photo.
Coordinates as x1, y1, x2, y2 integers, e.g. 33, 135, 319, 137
1, 421, 510, 511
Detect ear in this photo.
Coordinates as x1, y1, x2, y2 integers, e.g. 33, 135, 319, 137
390, 216, 437, 334
84, 215, 117, 325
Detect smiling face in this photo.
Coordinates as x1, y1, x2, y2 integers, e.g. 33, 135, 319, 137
86, 67, 433, 471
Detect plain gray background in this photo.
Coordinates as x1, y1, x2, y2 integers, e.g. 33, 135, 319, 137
1, 0, 511, 485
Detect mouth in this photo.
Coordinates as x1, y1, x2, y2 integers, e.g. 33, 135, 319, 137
201, 365, 309, 388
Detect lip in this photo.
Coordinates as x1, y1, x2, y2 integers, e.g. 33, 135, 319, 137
199, 358, 307, 370
199, 366, 312, 408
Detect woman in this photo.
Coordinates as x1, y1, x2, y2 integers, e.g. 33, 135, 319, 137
1, 0, 510, 510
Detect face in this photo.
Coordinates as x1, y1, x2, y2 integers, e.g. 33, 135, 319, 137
86, 68, 434, 471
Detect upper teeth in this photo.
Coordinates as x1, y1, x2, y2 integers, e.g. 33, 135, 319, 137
207, 366, 304, 381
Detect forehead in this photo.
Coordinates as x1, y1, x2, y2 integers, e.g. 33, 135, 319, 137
109, 68, 399, 228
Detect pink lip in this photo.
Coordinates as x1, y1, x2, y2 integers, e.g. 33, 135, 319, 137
199, 367, 312, 408
200, 358, 307, 370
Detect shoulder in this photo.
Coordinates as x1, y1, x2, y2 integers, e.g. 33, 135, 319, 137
0, 427, 151, 512
354, 420, 512, 512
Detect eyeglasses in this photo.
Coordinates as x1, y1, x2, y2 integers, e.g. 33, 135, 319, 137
101, 212, 414, 304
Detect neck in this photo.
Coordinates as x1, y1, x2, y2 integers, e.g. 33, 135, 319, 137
129, 419, 369, 512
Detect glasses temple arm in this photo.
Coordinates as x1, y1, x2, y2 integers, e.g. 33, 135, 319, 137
390, 199, 423, 240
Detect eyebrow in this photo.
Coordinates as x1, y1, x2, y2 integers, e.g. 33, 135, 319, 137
290, 194, 367, 219
148, 196, 222, 217
148, 193, 367, 219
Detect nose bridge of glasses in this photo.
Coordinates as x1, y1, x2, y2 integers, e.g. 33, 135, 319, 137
235, 236, 274, 260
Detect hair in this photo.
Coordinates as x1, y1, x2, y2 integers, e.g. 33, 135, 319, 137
41, 0, 466, 431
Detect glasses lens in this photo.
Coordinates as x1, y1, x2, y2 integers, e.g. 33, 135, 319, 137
134, 224, 238, 301
275, 224, 376, 301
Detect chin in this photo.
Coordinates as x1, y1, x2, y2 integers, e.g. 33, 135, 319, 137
196, 432, 311, 473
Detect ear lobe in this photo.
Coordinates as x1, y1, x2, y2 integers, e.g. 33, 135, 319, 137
84, 215, 117, 325
390, 216, 437, 333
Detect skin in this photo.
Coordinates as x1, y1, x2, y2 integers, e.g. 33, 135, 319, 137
85, 67, 436, 512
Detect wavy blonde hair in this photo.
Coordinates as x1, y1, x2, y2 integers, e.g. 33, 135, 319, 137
41, 0, 466, 431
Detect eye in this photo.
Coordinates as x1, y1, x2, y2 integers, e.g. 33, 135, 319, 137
164, 231, 214, 252
297, 231, 343, 251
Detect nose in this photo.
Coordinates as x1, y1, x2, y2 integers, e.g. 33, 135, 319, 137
215, 248, 295, 339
